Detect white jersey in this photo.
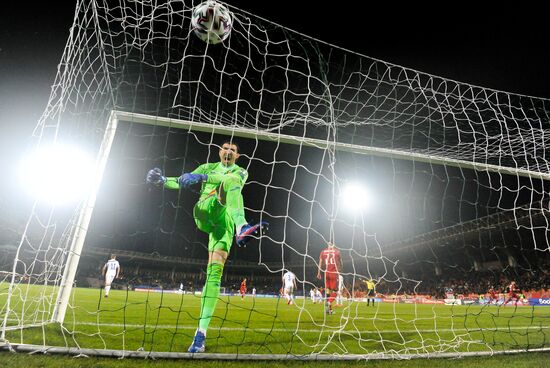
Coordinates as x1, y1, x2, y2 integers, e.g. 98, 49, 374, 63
338, 274, 344, 292
105, 259, 120, 274
283, 271, 296, 288
103, 259, 119, 286
311, 289, 319, 303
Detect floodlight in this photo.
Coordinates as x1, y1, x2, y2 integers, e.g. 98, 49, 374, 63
19, 144, 95, 205
341, 182, 374, 213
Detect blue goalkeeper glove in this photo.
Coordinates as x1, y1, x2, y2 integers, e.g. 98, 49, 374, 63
178, 173, 207, 189
146, 167, 167, 187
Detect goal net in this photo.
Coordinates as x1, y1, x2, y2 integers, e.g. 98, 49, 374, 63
1, 0, 549, 360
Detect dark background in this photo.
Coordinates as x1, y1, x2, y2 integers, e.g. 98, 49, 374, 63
2, 3, 549, 135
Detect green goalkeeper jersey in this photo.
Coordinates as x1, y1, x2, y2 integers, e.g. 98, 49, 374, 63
164, 161, 249, 243
192, 162, 248, 200
165, 162, 248, 195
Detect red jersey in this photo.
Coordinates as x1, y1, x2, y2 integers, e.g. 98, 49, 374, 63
240, 280, 247, 291
507, 282, 518, 296
320, 247, 341, 273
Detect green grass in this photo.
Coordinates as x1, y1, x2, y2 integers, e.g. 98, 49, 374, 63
2, 352, 550, 368
2, 283, 549, 358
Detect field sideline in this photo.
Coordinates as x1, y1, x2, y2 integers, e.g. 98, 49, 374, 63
1, 284, 549, 357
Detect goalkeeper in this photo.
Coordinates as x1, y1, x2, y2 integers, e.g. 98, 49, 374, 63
146, 141, 268, 353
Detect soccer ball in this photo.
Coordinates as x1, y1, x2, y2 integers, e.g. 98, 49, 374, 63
190, 1, 233, 45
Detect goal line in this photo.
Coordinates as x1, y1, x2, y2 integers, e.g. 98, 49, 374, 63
2, 343, 549, 361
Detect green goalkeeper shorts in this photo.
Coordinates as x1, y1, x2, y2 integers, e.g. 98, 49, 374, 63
193, 195, 234, 253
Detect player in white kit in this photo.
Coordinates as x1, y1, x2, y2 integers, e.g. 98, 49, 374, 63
102, 254, 120, 298
315, 288, 323, 303
282, 270, 297, 305
336, 274, 345, 306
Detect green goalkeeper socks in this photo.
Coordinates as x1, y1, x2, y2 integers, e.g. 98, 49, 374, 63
198, 262, 224, 332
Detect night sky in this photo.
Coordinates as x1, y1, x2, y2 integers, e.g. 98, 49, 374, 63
1, 1, 549, 249
1, 3, 549, 155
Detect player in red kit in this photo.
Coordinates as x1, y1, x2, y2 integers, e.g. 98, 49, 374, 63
317, 242, 342, 315
503, 281, 520, 306
487, 286, 499, 305
240, 278, 247, 300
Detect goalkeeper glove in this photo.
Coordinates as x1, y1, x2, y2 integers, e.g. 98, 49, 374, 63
146, 167, 167, 187
178, 173, 207, 189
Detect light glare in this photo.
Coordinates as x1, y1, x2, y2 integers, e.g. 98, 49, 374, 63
341, 182, 373, 213
19, 144, 95, 205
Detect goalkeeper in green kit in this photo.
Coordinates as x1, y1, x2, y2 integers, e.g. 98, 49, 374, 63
146, 141, 268, 353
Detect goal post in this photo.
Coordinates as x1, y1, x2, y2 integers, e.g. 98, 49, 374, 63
114, 110, 550, 181
35, 109, 549, 357
51, 112, 119, 323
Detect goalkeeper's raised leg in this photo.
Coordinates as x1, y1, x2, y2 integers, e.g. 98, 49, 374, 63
146, 141, 268, 353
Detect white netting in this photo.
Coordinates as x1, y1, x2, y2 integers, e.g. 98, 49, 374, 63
1, 0, 549, 359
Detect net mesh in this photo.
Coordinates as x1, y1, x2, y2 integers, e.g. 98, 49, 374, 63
1, 0, 549, 359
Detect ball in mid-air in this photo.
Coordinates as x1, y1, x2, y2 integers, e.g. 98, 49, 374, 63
191, 1, 233, 44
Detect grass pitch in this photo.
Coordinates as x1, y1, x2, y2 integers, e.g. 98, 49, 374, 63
2, 351, 550, 368
1, 284, 549, 357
